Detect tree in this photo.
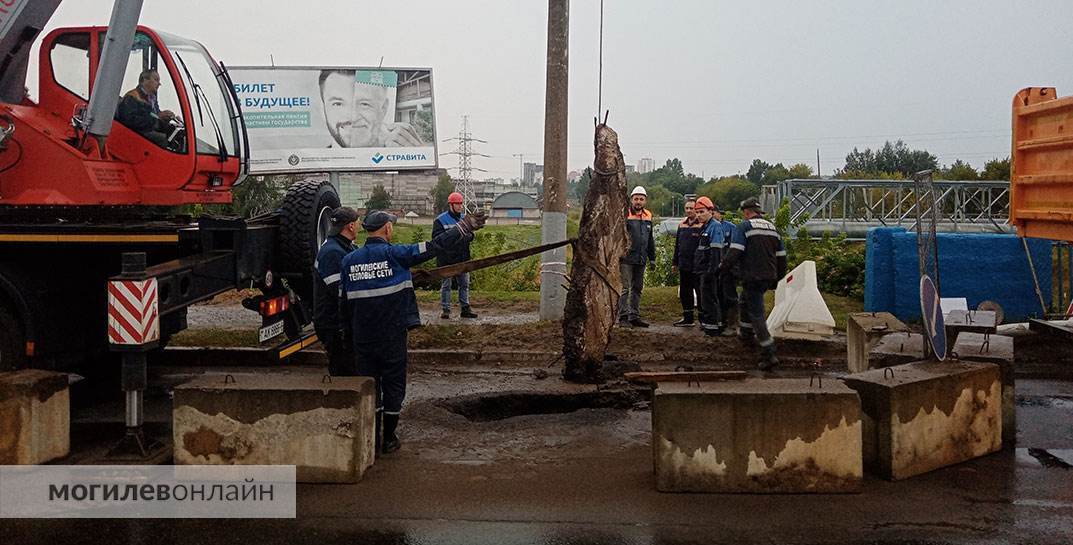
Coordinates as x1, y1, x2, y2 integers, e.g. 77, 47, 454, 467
365, 184, 392, 211
788, 163, 814, 179
645, 184, 675, 217
746, 159, 772, 184
980, 157, 1011, 181
940, 159, 978, 181
697, 176, 760, 211
430, 173, 455, 211
762, 163, 792, 185
569, 167, 593, 201
841, 140, 938, 177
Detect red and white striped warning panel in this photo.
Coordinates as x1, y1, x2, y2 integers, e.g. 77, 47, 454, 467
108, 279, 160, 345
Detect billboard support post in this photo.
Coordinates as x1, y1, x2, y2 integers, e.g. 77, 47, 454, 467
540, 0, 569, 321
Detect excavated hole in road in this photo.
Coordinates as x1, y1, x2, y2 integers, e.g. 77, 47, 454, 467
442, 390, 648, 422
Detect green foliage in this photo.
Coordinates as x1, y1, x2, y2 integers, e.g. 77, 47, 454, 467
939, 159, 978, 180
786, 232, 866, 299
467, 228, 542, 291
230, 175, 289, 217
980, 157, 1011, 181
430, 174, 455, 212
408, 226, 428, 244
366, 184, 392, 211
746, 159, 771, 184
840, 140, 938, 177
697, 177, 760, 211
568, 167, 592, 202
413, 110, 435, 144
787, 163, 814, 179
645, 235, 679, 288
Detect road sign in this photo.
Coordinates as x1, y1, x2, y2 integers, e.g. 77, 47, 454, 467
920, 274, 946, 361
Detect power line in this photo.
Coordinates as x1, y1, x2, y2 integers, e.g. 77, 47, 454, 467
441, 115, 490, 210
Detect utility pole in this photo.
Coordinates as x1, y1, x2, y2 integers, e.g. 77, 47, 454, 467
442, 115, 488, 210
540, 0, 569, 320
816, 148, 821, 178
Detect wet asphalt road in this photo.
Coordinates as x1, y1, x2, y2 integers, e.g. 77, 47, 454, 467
2, 368, 1071, 545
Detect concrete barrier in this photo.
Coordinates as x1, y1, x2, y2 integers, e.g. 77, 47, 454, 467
842, 361, 1002, 480
173, 374, 376, 483
652, 378, 862, 493
0, 370, 69, 464
952, 333, 1015, 447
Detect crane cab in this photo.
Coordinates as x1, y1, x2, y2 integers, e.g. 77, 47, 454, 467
0, 25, 247, 206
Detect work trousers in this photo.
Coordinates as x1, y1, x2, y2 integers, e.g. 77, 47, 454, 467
317, 328, 356, 377
718, 272, 739, 325
697, 272, 722, 330
618, 263, 646, 320
355, 334, 409, 415
440, 272, 471, 311
678, 270, 698, 312
740, 281, 774, 350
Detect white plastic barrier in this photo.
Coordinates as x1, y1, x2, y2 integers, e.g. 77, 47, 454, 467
766, 260, 836, 340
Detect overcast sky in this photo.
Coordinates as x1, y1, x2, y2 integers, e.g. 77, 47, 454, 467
32, 0, 1073, 180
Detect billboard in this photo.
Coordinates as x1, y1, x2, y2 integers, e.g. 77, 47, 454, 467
229, 66, 437, 174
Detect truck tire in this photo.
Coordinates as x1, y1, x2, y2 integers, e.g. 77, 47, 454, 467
278, 180, 340, 276
0, 305, 26, 372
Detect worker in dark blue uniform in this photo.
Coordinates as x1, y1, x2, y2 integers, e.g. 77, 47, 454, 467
719, 197, 787, 371
716, 207, 740, 334
692, 197, 722, 335
312, 207, 359, 376
340, 209, 486, 454
433, 191, 477, 319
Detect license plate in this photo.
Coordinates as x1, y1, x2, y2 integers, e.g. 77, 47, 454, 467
259, 319, 285, 343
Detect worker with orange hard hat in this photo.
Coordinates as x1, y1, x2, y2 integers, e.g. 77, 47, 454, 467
692, 196, 729, 335
433, 191, 478, 319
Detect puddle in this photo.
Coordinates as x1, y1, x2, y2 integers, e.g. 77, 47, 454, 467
1017, 448, 1073, 469
441, 390, 647, 422
1015, 395, 1073, 409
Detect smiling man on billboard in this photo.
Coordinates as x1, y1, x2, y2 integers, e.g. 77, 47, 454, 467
319, 69, 424, 148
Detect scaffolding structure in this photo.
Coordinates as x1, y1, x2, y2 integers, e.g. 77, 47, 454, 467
761, 178, 1011, 234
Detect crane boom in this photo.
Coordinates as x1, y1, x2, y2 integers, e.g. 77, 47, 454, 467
0, 0, 63, 103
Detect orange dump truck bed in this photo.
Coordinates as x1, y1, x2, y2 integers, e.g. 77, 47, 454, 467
1012, 87, 1073, 241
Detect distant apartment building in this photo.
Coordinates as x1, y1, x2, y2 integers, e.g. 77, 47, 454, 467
637, 158, 655, 174
522, 162, 544, 186
625, 164, 636, 174
332, 168, 445, 215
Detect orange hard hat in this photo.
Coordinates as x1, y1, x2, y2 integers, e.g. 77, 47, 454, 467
448, 192, 464, 204
695, 196, 714, 210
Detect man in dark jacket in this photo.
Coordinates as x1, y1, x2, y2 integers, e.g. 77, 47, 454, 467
619, 186, 656, 327
115, 69, 177, 148
341, 209, 486, 454
719, 197, 787, 371
432, 192, 476, 319
672, 198, 701, 326
312, 207, 359, 376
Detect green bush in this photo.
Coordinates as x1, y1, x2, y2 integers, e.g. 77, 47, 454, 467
645, 235, 679, 287
786, 230, 866, 299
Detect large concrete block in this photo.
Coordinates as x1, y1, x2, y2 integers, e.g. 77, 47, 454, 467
847, 312, 909, 373
952, 333, 1015, 447
842, 361, 1001, 480
173, 374, 376, 483
0, 370, 70, 464
653, 379, 862, 494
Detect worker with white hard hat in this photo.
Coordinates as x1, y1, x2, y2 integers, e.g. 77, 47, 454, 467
619, 186, 656, 327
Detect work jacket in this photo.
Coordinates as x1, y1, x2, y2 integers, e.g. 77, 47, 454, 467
720, 217, 787, 284
673, 218, 703, 272
432, 210, 472, 266
312, 234, 355, 333
694, 219, 726, 275
341, 227, 471, 344
622, 208, 656, 266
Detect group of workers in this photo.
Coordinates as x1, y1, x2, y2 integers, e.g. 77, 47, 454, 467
310, 186, 786, 456
312, 193, 486, 456
620, 186, 787, 371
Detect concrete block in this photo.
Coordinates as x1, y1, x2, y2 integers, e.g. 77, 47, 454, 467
0, 370, 70, 464
653, 378, 862, 494
173, 374, 376, 483
952, 333, 1015, 447
842, 361, 1002, 480
847, 312, 909, 373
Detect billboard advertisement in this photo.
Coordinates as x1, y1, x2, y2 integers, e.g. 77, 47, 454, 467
229, 66, 437, 174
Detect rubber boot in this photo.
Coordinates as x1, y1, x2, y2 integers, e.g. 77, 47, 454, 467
721, 307, 739, 336
460, 306, 478, 319
759, 344, 779, 372
440, 309, 450, 319
673, 311, 695, 327
381, 413, 401, 454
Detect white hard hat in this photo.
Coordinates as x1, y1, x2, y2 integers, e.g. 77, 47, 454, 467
630, 186, 647, 197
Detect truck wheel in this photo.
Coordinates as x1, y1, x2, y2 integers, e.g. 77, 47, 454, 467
0, 306, 26, 372
279, 180, 341, 276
